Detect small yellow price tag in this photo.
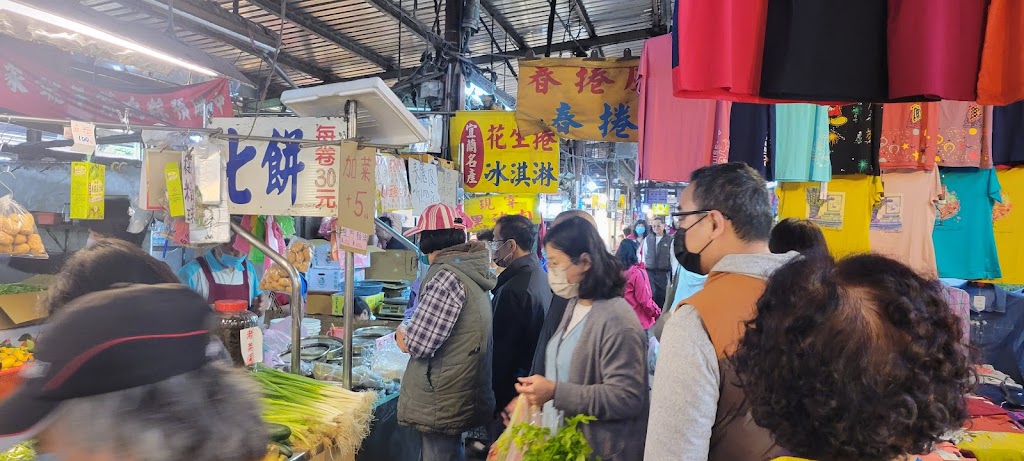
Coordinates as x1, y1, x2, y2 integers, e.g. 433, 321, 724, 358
165, 162, 185, 217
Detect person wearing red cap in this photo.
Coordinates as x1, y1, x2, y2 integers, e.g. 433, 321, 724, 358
395, 204, 496, 461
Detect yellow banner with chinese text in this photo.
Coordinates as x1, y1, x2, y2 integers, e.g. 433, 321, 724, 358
451, 111, 560, 194
463, 194, 541, 232
516, 57, 640, 142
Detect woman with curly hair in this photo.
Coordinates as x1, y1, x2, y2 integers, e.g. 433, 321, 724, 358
732, 254, 973, 461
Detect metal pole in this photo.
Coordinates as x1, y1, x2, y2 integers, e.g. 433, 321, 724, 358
342, 251, 355, 389
374, 217, 421, 256
341, 99, 358, 389
230, 221, 304, 374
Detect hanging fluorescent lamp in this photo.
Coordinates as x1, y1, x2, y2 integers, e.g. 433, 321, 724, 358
0, 0, 218, 77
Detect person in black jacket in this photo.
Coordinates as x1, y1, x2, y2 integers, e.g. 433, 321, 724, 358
489, 215, 551, 433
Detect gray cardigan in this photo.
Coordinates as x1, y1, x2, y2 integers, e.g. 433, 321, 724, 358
550, 297, 650, 460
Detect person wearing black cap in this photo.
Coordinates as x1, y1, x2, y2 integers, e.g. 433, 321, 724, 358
0, 284, 268, 461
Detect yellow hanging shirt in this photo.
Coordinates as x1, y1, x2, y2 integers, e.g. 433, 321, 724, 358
990, 167, 1024, 285
777, 175, 883, 258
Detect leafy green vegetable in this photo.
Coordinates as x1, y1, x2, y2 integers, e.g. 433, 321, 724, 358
504, 415, 597, 461
0, 284, 45, 296
0, 441, 35, 461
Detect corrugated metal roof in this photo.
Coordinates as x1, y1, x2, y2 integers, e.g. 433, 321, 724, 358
75, 0, 658, 98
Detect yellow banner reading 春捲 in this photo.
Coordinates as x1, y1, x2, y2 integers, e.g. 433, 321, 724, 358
516, 57, 640, 142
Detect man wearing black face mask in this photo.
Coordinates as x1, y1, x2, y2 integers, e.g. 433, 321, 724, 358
487, 214, 551, 441
645, 163, 799, 461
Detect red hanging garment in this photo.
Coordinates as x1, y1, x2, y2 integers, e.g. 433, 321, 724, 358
887, 0, 986, 102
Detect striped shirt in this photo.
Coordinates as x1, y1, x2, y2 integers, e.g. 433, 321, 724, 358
403, 269, 467, 358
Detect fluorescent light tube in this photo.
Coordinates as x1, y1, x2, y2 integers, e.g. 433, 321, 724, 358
0, 0, 219, 77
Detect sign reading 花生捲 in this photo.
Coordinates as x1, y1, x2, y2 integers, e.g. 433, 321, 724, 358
516, 57, 640, 142
211, 117, 343, 217
451, 111, 559, 194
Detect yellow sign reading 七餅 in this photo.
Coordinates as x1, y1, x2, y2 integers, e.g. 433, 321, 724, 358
69, 162, 105, 220
516, 57, 640, 142
463, 194, 541, 232
451, 111, 560, 194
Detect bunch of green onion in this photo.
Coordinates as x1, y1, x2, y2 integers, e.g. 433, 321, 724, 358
0, 441, 35, 461
250, 364, 377, 454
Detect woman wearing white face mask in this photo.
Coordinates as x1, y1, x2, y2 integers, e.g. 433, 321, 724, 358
514, 217, 650, 461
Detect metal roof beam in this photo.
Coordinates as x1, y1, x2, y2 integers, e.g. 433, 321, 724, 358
244, 0, 396, 71
339, 64, 439, 82
117, 0, 339, 83
569, 0, 598, 39
478, 0, 527, 50
133, 0, 280, 48
470, 28, 654, 64
362, 0, 448, 49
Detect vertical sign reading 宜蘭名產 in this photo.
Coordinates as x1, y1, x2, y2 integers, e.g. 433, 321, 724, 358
210, 117, 343, 217
451, 111, 560, 194
515, 57, 640, 142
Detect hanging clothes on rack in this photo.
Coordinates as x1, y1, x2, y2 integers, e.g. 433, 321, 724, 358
670, 0, 773, 102
637, 35, 720, 182
936, 101, 993, 168
933, 168, 1003, 280
993, 101, 1024, 166
887, 0, 986, 102
759, 0, 889, 102
990, 167, 1024, 285
729, 103, 775, 180
879, 102, 938, 171
777, 175, 883, 257
869, 169, 942, 278
774, 104, 831, 182
976, 0, 1024, 106
828, 103, 882, 176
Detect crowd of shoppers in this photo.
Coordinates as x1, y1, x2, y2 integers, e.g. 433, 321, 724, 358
2, 161, 980, 461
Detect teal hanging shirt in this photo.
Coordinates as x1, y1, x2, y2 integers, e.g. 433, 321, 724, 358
933, 168, 1003, 280
774, 104, 832, 182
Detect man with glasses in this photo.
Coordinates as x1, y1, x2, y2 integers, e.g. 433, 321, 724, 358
487, 214, 551, 441
645, 163, 798, 461
641, 218, 673, 307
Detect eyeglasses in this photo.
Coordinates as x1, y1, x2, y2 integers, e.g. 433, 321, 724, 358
671, 209, 731, 219
671, 210, 712, 218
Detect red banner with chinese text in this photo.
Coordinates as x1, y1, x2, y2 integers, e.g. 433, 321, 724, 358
516, 57, 640, 142
451, 110, 559, 194
0, 46, 230, 128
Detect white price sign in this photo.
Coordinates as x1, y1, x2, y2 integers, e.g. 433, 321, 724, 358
69, 121, 97, 155
210, 117, 344, 217
408, 158, 441, 215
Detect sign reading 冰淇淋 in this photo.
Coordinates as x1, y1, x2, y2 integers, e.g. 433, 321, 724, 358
516, 57, 640, 142
211, 117, 343, 217
451, 111, 559, 194
463, 194, 541, 232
